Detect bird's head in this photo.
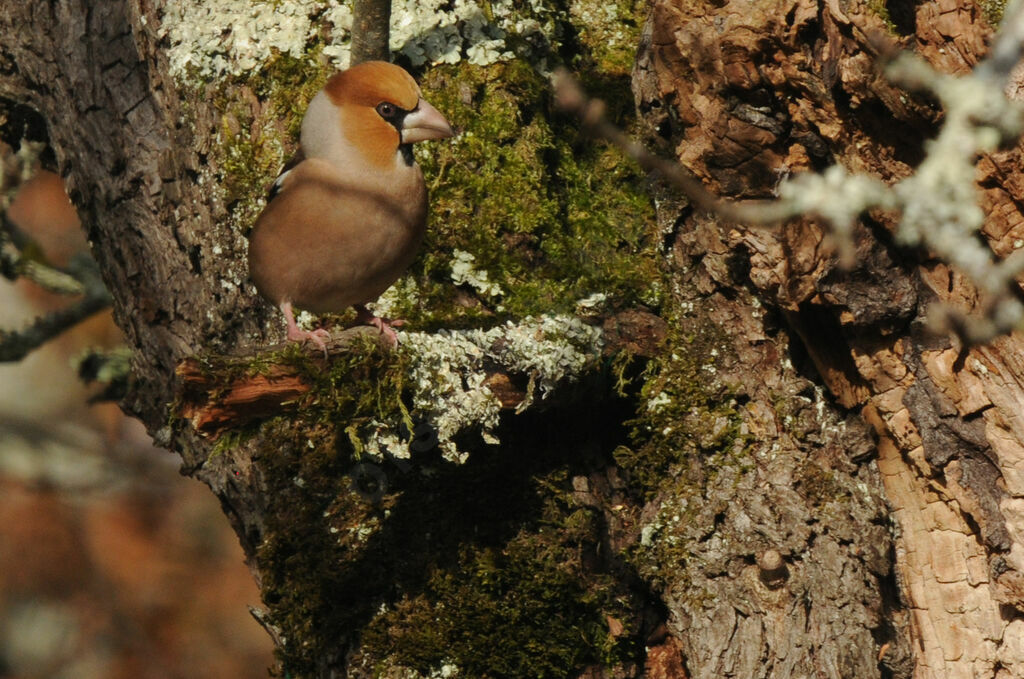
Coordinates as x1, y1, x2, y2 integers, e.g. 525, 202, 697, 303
302, 61, 455, 170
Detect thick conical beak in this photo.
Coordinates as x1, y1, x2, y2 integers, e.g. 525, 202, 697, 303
401, 98, 455, 144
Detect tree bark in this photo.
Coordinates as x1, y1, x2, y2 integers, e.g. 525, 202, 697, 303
634, 0, 1024, 677
351, 0, 392, 65
3, 0, 1023, 677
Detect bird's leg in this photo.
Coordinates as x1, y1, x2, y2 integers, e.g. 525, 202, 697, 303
353, 304, 402, 345
281, 301, 331, 357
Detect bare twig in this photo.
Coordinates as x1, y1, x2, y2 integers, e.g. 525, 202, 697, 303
0, 235, 112, 361
351, 0, 392, 65
552, 70, 792, 225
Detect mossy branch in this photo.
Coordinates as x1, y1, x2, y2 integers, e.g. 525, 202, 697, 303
175, 310, 665, 439
0, 292, 111, 362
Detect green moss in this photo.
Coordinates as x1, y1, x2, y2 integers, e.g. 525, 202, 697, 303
379, 59, 662, 328
182, 332, 637, 677
360, 469, 639, 678
980, 0, 1007, 26
601, 300, 758, 589
214, 49, 331, 234
241, 398, 645, 678
863, 0, 898, 35
613, 307, 749, 500
569, 0, 649, 75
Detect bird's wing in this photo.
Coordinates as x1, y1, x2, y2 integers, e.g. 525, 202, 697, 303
267, 148, 307, 202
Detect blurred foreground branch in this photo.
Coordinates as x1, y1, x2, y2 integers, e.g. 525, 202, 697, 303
0, 144, 112, 362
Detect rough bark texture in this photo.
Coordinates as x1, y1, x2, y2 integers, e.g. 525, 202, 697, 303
633, 0, 1024, 677
3, 0, 1023, 677
350, 0, 392, 65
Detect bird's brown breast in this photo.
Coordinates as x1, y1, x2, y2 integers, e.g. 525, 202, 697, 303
248, 158, 427, 313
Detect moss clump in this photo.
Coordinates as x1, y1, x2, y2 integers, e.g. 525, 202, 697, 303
358, 464, 640, 678
568, 0, 649, 75
980, 0, 1007, 26
375, 58, 662, 328
862, 0, 898, 35
245, 398, 644, 678
214, 50, 331, 234
614, 307, 748, 499
247, 344, 411, 677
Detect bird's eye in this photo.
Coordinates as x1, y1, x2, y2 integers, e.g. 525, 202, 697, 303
376, 102, 397, 119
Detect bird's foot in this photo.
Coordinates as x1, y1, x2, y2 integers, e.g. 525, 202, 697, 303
368, 317, 400, 346
288, 325, 332, 357
280, 302, 331, 357
354, 305, 403, 346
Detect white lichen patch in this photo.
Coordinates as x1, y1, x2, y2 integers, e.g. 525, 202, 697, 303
568, 0, 630, 63
365, 314, 604, 463
158, 0, 558, 82
574, 292, 608, 316
646, 391, 672, 413
366, 276, 419, 321
160, 0, 329, 79
361, 420, 410, 460
450, 249, 503, 299
295, 309, 319, 330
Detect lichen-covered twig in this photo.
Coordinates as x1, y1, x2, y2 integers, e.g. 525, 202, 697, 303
0, 221, 113, 362
0, 281, 111, 362
0, 142, 114, 362
554, 3, 1024, 345
75, 345, 133, 402
1, 213, 88, 295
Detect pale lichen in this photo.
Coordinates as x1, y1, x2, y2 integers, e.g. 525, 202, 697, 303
366, 276, 420, 322
449, 249, 503, 300
352, 314, 604, 463
159, 0, 328, 79
157, 0, 563, 82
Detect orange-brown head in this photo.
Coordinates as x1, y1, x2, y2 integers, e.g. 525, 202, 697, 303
302, 61, 454, 170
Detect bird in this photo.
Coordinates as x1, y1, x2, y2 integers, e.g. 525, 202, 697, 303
248, 60, 454, 354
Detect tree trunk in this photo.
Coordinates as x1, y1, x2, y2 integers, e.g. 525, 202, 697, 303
1, 0, 1022, 677
633, 0, 1024, 677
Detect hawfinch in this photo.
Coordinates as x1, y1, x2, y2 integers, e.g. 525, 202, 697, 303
248, 61, 454, 353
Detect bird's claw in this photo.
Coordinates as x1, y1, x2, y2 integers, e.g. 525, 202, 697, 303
367, 316, 400, 346
288, 326, 331, 357
354, 305, 402, 346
